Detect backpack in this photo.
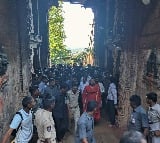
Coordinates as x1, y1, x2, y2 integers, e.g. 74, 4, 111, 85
11, 112, 23, 137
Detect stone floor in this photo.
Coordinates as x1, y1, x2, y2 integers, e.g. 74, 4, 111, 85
63, 117, 126, 143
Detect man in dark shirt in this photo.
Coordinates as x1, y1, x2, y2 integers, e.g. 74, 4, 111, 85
52, 83, 69, 143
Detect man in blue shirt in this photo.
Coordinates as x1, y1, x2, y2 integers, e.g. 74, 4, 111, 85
75, 101, 97, 143
128, 94, 149, 137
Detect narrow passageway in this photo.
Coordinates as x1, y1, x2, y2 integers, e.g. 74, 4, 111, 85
1, 0, 160, 142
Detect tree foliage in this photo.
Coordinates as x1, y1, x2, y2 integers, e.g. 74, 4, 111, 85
71, 47, 94, 65
48, 2, 71, 64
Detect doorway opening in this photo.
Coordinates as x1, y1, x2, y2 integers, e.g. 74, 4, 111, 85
48, 1, 94, 66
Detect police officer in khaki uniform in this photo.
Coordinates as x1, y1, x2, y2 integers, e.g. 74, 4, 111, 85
35, 95, 56, 143
67, 84, 80, 131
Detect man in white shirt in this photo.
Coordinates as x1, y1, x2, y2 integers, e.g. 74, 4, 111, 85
79, 76, 89, 94
106, 77, 117, 127
1, 96, 35, 143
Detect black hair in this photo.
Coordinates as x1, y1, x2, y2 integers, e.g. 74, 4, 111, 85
72, 82, 78, 87
22, 96, 33, 108
49, 78, 55, 82
86, 101, 97, 112
146, 92, 157, 103
110, 76, 115, 83
42, 75, 48, 80
59, 83, 68, 90
42, 94, 55, 110
119, 131, 146, 143
29, 85, 38, 95
129, 95, 141, 106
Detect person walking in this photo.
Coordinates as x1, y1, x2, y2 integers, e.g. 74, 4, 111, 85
146, 92, 160, 143
38, 75, 48, 95
128, 94, 149, 137
29, 85, 41, 143
1, 96, 35, 143
35, 95, 56, 143
75, 100, 97, 143
106, 77, 117, 127
52, 83, 69, 143
78, 75, 89, 115
82, 78, 101, 122
44, 78, 59, 98
67, 84, 80, 132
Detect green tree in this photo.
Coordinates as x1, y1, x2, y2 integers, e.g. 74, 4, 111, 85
71, 47, 94, 65
48, 2, 71, 64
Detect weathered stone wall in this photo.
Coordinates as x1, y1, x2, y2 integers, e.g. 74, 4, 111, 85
117, 50, 138, 127
0, 0, 57, 140
117, 0, 160, 127
0, 0, 31, 140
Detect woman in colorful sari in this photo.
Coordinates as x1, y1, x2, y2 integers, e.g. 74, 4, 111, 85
82, 78, 101, 122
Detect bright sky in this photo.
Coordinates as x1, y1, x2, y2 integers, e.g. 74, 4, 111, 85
62, 2, 94, 50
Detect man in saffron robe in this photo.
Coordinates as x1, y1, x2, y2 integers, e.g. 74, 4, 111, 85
82, 78, 101, 122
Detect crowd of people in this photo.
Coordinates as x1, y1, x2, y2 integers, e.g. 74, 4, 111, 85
1, 63, 160, 143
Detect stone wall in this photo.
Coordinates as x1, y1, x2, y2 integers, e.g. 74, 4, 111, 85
0, 0, 31, 140
0, 0, 57, 140
116, 0, 160, 127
